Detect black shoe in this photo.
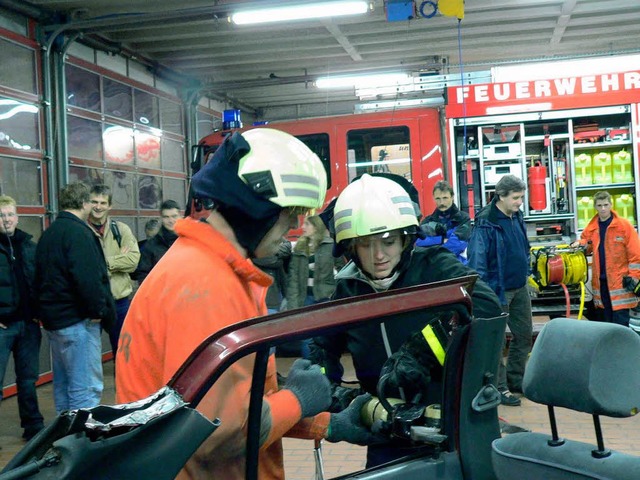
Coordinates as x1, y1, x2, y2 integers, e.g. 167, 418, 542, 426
22, 424, 44, 441
500, 390, 522, 407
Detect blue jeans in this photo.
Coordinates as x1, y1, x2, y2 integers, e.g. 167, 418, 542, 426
109, 297, 131, 354
0, 320, 44, 430
47, 320, 103, 414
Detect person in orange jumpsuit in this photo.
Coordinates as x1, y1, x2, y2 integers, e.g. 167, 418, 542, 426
576, 190, 640, 326
116, 129, 338, 479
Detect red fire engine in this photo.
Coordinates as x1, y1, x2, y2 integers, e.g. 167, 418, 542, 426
194, 107, 445, 217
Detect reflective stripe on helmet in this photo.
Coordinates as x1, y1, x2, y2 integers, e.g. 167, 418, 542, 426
281, 174, 321, 186
391, 195, 416, 216
281, 173, 323, 201
239, 128, 327, 209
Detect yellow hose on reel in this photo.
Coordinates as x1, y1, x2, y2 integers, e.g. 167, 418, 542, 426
530, 245, 588, 318
577, 281, 585, 320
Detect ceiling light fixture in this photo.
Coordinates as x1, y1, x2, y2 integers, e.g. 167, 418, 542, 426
316, 72, 410, 89
231, 1, 368, 25
354, 96, 445, 112
492, 54, 640, 82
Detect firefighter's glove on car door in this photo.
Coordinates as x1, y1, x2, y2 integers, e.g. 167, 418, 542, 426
283, 359, 332, 417
326, 393, 386, 445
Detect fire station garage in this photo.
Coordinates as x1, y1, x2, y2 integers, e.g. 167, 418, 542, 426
2, 1, 640, 476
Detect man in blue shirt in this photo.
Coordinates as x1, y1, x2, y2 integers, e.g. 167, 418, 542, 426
468, 175, 532, 407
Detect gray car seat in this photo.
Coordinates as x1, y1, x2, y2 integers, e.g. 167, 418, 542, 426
491, 317, 640, 480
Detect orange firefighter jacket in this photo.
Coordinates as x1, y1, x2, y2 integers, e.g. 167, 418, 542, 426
579, 210, 640, 311
115, 217, 330, 480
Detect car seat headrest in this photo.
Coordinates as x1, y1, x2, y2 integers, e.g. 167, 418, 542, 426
523, 318, 640, 417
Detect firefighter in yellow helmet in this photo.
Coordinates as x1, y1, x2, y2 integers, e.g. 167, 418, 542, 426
116, 128, 333, 480
313, 174, 503, 467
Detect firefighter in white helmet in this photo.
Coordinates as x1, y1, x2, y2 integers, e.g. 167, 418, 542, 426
313, 174, 503, 467
116, 129, 333, 480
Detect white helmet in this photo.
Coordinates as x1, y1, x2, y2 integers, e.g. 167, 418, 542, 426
190, 128, 327, 256
334, 174, 419, 244
238, 128, 326, 209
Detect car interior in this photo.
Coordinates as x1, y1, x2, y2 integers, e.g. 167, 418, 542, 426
492, 317, 640, 480
5, 279, 638, 480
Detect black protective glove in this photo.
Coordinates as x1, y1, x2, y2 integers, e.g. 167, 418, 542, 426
623, 276, 640, 296
378, 311, 454, 404
326, 394, 386, 445
378, 343, 433, 405
282, 359, 332, 418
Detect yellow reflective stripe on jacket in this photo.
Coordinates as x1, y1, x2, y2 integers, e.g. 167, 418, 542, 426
422, 324, 446, 366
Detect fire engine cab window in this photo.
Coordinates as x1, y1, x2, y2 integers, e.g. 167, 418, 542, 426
295, 133, 331, 189
347, 126, 411, 182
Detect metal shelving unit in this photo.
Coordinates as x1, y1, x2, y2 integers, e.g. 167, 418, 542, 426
452, 105, 638, 240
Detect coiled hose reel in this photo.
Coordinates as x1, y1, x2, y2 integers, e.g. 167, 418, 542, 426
531, 245, 588, 287
530, 244, 588, 318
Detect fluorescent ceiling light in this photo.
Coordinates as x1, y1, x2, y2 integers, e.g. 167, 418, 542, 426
355, 97, 444, 112
355, 71, 491, 99
231, 1, 368, 25
492, 54, 640, 82
317, 72, 410, 89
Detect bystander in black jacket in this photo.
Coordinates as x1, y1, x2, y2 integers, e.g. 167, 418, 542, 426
133, 225, 178, 283
35, 211, 115, 331
0, 229, 36, 323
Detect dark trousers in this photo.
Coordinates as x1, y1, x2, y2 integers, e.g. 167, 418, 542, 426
498, 285, 532, 392
109, 297, 131, 354
597, 279, 630, 327
0, 320, 44, 430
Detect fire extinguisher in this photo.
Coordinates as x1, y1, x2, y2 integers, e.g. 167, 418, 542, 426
528, 162, 547, 211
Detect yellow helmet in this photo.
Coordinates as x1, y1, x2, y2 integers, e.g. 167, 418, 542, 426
334, 174, 419, 244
